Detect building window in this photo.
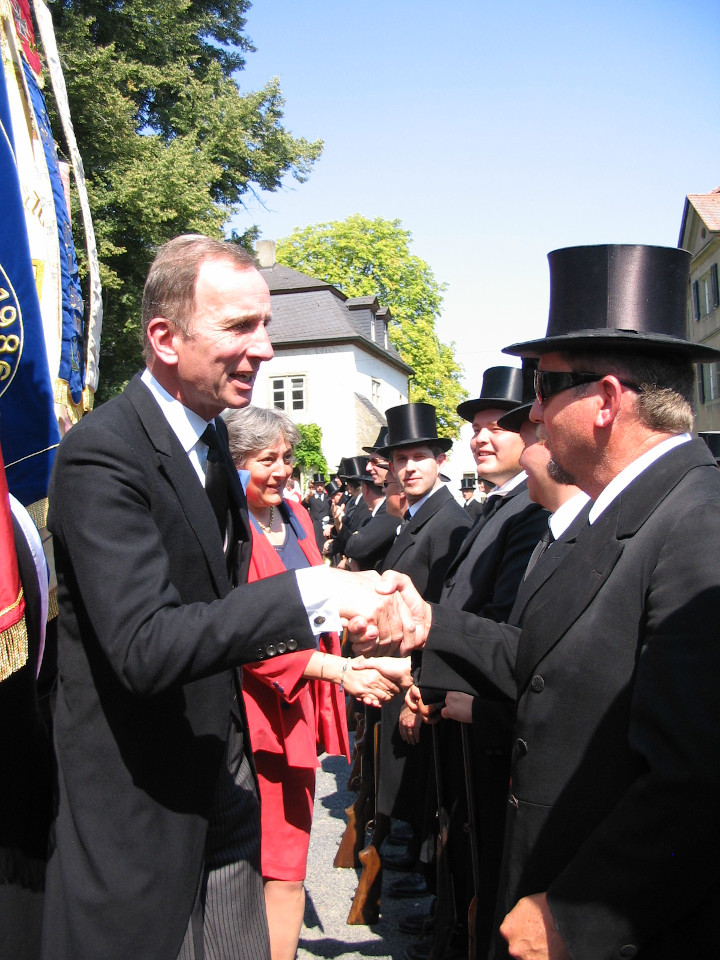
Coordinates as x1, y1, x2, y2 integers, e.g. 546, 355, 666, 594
693, 263, 720, 321
272, 376, 306, 411
702, 362, 720, 403
371, 379, 381, 408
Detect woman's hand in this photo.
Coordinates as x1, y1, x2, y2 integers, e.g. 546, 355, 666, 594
341, 658, 400, 707
353, 655, 413, 689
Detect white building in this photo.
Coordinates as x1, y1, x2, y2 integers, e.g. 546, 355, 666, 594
254, 241, 412, 474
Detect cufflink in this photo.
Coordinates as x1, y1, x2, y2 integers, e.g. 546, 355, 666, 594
314, 615, 326, 626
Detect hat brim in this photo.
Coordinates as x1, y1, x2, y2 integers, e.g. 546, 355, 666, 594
377, 436, 453, 457
456, 398, 524, 422
503, 330, 720, 361
496, 402, 532, 433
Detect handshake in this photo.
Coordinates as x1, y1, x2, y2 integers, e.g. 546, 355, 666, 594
329, 568, 433, 656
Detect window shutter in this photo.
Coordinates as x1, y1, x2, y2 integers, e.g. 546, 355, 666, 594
693, 280, 701, 321
697, 363, 706, 404
711, 263, 719, 309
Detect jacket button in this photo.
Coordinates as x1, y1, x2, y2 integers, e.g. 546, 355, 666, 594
530, 675, 545, 692
255, 647, 264, 659
314, 615, 326, 626
266, 644, 276, 656
287, 639, 297, 651
276, 642, 287, 655
619, 947, 638, 958
515, 738, 528, 755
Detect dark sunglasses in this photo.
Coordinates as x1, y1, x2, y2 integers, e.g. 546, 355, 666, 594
533, 370, 643, 404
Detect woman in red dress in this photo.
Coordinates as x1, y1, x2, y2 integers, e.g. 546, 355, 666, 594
225, 406, 399, 960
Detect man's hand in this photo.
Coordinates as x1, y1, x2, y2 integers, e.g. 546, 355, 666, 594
500, 893, 570, 960
354, 655, 414, 689
441, 691, 475, 723
327, 568, 405, 654
374, 570, 433, 655
404, 683, 442, 724
398, 703, 423, 744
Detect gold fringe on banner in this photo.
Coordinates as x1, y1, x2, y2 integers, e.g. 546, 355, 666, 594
82, 385, 95, 413
47, 586, 58, 621
0, 585, 28, 682
25, 497, 49, 529
54, 379, 84, 425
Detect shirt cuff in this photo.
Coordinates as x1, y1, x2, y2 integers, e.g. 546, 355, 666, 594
294, 566, 343, 637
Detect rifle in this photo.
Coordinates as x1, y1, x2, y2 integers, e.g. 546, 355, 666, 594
347, 723, 387, 924
426, 721, 457, 960
346, 710, 366, 791
462, 723, 481, 960
334, 709, 379, 869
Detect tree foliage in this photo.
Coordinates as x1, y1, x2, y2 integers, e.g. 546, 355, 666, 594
276, 216, 467, 437
293, 423, 327, 479
46, 0, 323, 400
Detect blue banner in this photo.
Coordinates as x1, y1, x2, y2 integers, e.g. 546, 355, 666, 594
0, 61, 61, 509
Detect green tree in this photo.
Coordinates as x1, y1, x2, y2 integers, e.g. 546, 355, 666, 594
276, 216, 466, 437
46, 0, 323, 401
293, 423, 327, 479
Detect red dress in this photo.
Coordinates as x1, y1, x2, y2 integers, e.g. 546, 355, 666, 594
242, 501, 349, 880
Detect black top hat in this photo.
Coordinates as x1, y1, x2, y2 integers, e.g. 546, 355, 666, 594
698, 432, 720, 463
456, 366, 525, 422
311, 472, 325, 485
377, 403, 452, 455
459, 477, 477, 491
504, 244, 720, 361
496, 361, 538, 433
326, 479, 344, 497
362, 426, 389, 455
338, 456, 367, 481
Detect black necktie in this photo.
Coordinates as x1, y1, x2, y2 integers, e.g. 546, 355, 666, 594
201, 423, 231, 541
524, 526, 555, 578
201, 422, 252, 584
482, 494, 502, 519
404, 508, 413, 521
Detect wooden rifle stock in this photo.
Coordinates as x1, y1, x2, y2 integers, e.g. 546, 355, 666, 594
347, 723, 386, 924
334, 776, 373, 868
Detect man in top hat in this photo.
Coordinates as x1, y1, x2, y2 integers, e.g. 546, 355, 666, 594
324, 457, 372, 565
365, 404, 472, 911
371, 244, 720, 959
400, 366, 551, 959
459, 477, 482, 521
306, 472, 330, 553
344, 428, 401, 572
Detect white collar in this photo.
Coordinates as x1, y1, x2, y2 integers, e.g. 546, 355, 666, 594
588, 433, 691, 524
549, 491, 591, 539
488, 470, 527, 499
141, 368, 211, 453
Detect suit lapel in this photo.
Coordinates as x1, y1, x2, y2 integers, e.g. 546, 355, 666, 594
446, 481, 527, 576
383, 485, 451, 570
125, 376, 230, 594
513, 440, 712, 690
515, 505, 625, 690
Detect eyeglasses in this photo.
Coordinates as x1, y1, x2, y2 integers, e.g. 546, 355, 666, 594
533, 370, 643, 404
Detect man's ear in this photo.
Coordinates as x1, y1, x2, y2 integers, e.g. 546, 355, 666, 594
146, 317, 180, 366
594, 376, 624, 429
436, 452, 447, 466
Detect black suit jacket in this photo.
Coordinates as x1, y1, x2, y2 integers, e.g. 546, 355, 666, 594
381, 485, 472, 602
421, 440, 720, 958
43, 376, 315, 960
344, 500, 400, 570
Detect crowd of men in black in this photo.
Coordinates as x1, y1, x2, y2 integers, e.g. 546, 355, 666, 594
5, 238, 720, 960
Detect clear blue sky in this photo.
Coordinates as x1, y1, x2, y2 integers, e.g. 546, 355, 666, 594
231, 0, 720, 394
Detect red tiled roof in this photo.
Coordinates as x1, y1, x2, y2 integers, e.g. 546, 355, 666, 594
687, 187, 720, 231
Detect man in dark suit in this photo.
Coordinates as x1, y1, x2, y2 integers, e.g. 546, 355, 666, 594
459, 477, 482, 521
306, 473, 329, 552
371, 245, 720, 960
372, 403, 471, 904
42, 236, 399, 960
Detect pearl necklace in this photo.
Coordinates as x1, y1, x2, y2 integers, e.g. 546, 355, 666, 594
257, 505, 274, 533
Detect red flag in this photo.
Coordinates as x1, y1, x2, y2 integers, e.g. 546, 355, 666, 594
0, 441, 27, 681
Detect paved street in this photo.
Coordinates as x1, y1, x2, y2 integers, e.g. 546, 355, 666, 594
297, 751, 433, 960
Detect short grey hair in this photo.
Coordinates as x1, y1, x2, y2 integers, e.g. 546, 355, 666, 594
562, 349, 696, 434
224, 405, 300, 468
